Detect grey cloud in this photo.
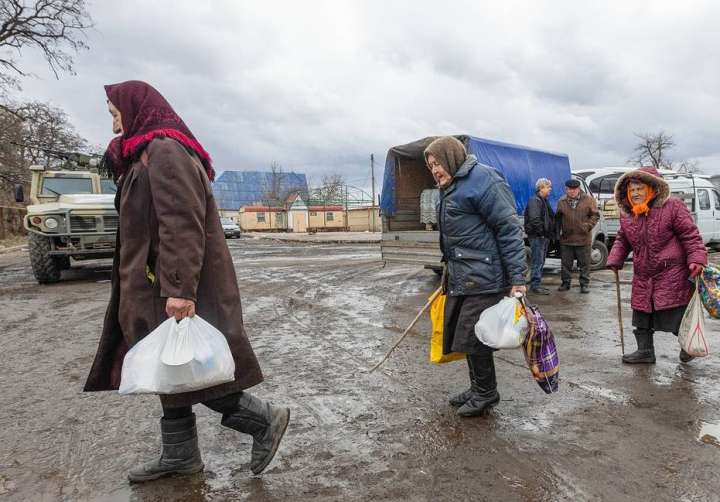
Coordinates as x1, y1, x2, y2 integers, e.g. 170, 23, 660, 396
13, 0, 720, 188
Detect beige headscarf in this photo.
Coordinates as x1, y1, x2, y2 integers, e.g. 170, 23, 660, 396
424, 136, 467, 177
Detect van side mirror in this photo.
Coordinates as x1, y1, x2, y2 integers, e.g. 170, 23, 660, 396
14, 184, 24, 203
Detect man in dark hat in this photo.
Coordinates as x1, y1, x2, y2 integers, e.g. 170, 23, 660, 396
555, 178, 600, 293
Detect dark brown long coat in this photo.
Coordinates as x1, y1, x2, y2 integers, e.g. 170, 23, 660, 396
84, 137, 263, 407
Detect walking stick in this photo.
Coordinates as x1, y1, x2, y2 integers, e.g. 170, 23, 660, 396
614, 269, 626, 355
369, 286, 443, 373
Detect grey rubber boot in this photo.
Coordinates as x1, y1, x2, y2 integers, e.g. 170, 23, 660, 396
220, 393, 290, 475
449, 356, 475, 407
457, 353, 500, 417
128, 414, 204, 483
622, 329, 656, 364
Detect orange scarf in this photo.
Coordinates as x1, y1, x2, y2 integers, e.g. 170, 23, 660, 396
627, 185, 656, 218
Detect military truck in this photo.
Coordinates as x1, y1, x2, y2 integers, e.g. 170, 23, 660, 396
15, 162, 118, 283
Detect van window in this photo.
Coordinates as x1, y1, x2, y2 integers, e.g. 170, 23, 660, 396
589, 175, 620, 195
698, 189, 711, 210
714, 190, 720, 210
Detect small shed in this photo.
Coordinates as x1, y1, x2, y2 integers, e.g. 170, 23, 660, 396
287, 193, 309, 233
347, 207, 380, 232
238, 205, 287, 232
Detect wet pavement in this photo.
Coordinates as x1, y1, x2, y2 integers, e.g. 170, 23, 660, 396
1, 240, 720, 501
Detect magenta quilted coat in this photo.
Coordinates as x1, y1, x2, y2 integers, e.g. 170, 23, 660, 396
607, 167, 707, 313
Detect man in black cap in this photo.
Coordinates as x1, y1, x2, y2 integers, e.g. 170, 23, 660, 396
555, 178, 600, 293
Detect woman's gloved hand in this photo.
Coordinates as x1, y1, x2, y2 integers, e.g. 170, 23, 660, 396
689, 263, 704, 279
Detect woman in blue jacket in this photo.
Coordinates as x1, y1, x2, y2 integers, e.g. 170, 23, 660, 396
425, 137, 528, 417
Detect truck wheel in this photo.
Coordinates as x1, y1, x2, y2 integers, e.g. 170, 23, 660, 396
56, 256, 71, 270
29, 233, 61, 283
590, 240, 608, 271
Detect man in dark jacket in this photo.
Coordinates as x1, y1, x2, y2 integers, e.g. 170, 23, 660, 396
426, 136, 527, 418
556, 179, 600, 293
524, 178, 555, 295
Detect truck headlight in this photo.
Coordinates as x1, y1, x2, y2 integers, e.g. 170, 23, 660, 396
44, 217, 59, 229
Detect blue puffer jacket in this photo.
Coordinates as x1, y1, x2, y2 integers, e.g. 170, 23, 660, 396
439, 155, 527, 296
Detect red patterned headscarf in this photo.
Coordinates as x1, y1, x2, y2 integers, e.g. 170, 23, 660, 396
104, 80, 214, 181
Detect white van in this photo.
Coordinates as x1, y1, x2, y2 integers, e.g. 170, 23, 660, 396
597, 171, 720, 247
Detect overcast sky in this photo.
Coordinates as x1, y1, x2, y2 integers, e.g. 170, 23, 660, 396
15, 0, 720, 193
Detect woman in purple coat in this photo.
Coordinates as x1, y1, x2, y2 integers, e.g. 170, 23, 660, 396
607, 166, 707, 364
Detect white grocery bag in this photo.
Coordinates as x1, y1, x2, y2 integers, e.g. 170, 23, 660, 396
678, 283, 710, 358
475, 295, 529, 349
119, 315, 236, 395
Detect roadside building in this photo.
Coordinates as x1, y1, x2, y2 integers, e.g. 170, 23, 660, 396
347, 207, 381, 232
238, 205, 287, 232
287, 193, 310, 233
212, 170, 308, 220
308, 205, 345, 231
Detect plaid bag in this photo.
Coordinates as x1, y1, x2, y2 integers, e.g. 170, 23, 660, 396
698, 264, 720, 319
522, 302, 559, 394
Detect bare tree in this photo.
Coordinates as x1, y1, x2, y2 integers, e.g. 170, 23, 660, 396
629, 131, 675, 169
0, 0, 92, 94
318, 173, 345, 203
0, 100, 88, 198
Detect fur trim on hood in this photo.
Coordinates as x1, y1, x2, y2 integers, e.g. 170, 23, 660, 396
614, 166, 670, 215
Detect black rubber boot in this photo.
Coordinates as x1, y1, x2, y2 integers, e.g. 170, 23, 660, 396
679, 349, 695, 363
457, 353, 500, 417
220, 393, 290, 475
558, 283, 570, 291
580, 284, 590, 294
449, 356, 474, 407
128, 413, 204, 483
622, 329, 656, 364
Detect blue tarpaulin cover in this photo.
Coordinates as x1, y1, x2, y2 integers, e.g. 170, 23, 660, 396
379, 135, 571, 216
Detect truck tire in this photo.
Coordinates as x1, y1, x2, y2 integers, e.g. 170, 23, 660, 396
590, 240, 608, 271
29, 233, 61, 283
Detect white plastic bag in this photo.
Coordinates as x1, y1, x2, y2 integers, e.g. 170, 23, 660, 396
678, 283, 710, 358
474, 295, 529, 349
119, 315, 236, 395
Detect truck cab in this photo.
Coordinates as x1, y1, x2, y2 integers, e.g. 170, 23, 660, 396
17, 165, 118, 283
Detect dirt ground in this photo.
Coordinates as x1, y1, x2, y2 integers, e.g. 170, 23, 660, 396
1, 238, 720, 502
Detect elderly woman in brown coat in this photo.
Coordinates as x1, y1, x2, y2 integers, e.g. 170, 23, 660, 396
84, 81, 289, 482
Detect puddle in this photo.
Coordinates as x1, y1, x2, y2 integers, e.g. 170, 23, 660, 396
575, 383, 630, 404
698, 420, 720, 447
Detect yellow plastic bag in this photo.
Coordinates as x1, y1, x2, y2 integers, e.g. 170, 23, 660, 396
429, 293, 465, 364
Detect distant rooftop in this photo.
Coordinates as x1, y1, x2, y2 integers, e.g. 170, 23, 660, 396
211, 170, 308, 210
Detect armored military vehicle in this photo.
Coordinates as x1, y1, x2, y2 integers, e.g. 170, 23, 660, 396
15, 157, 118, 283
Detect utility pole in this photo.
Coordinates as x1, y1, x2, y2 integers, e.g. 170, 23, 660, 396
370, 154, 377, 231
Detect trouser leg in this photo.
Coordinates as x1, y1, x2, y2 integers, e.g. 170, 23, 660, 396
529, 238, 546, 289
162, 405, 193, 420
577, 245, 591, 287
560, 245, 574, 286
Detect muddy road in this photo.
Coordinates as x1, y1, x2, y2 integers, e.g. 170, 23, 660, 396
1, 238, 720, 501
